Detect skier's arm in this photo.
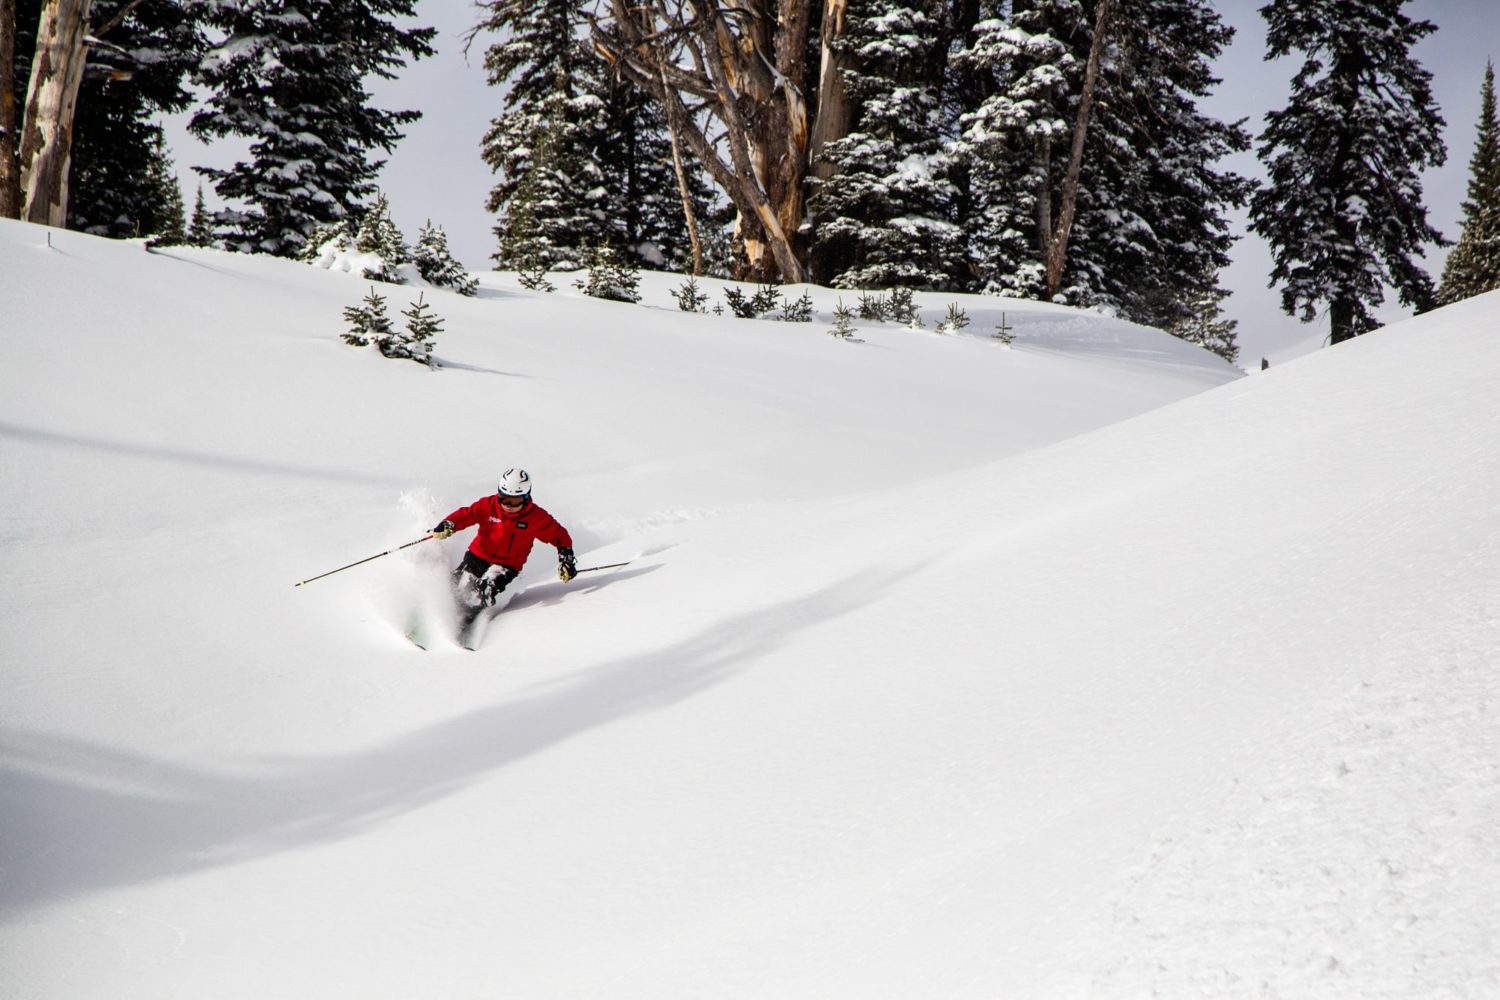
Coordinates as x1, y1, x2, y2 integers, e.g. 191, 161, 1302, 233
536, 512, 577, 581
434, 500, 483, 536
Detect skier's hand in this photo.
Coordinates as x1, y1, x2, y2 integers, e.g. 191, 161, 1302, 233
431, 520, 456, 539
558, 547, 577, 582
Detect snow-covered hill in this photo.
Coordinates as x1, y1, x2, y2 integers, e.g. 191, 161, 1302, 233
2, 218, 1496, 998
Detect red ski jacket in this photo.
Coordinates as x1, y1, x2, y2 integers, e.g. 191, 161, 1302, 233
443, 496, 573, 572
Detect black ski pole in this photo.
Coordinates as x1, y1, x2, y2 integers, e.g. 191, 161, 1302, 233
575, 561, 631, 575
294, 534, 436, 588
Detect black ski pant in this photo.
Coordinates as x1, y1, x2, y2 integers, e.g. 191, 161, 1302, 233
452, 551, 518, 608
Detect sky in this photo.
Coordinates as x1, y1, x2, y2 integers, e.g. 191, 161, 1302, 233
162, 0, 1500, 369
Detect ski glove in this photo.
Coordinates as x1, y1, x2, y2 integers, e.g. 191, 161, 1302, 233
432, 520, 456, 539
558, 546, 577, 582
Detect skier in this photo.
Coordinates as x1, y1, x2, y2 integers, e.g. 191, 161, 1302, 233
431, 468, 576, 636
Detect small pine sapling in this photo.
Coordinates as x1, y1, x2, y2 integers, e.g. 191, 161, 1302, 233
395, 293, 442, 365
749, 284, 781, 315
300, 219, 353, 263
778, 290, 814, 322
517, 260, 555, 292
673, 276, 710, 313
724, 284, 781, 318
723, 287, 754, 317
342, 286, 396, 350
937, 302, 970, 334
186, 183, 216, 248
413, 221, 478, 296
887, 287, 918, 325
354, 194, 409, 284
830, 300, 857, 339
994, 311, 1015, 346
857, 292, 890, 322
575, 243, 642, 303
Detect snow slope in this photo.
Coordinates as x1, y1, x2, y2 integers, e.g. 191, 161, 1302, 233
1, 219, 1496, 998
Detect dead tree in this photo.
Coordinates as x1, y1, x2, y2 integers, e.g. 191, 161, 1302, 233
18, 0, 94, 226
593, 0, 853, 283
1, 0, 20, 218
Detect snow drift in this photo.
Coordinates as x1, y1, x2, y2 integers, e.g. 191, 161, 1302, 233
1, 219, 1496, 998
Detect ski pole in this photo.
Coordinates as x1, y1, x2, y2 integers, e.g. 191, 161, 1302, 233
575, 561, 631, 575
294, 534, 435, 588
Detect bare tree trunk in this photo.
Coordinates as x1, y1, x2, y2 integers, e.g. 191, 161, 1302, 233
19, 0, 93, 227
1042, 0, 1115, 301
809, 0, 851, 180
0, 0, 20, 218
593, 0, 816, 283
656, 49, 702, 275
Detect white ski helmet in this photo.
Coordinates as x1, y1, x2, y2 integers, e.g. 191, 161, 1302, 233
498, 467, 532, 498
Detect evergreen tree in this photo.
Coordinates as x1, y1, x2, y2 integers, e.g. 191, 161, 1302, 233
396, 293, 442, 365
342, 286, 396, 348
1164, 266, 1239, 363
949, 0, 1248, 322
574, 243, 641, 303
186, 183, 216, 247
476, 0, 726, 275
830, 300, 858, 339
143, 136, 186, 245
777, 290, 815, 323
951, 0, 1080, 299
672, 276, 710, 313
1080, 0, 1253, 329
1249, 0, 1445, 344
414, 221, 479, 296
190, 0, 435, 257
353, 193, 409, 283
810, 0, 965, 290
478, 0, 610, 270
1435, 61, 1500, 306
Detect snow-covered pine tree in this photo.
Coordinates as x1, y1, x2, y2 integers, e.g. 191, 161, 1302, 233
190, 0, 435, 257
1079, 0, 1252, 329
574, 242, 641, 302
414, 221, 479, 296
354, 193, 409, 283
951, 0, 1248, 324
950, 0, 1079, 299
396, 293, 442, 365
1249, 0, 1445, 344
477, 0, 610, 271
809, 0, 964, 290
1435, 61, 1500, 307
342, 286, 396, 348
1164, 266, 1239, 363
298, 219, 355, 264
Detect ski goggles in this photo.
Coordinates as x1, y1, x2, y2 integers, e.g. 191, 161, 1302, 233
498, 494, 530, 509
